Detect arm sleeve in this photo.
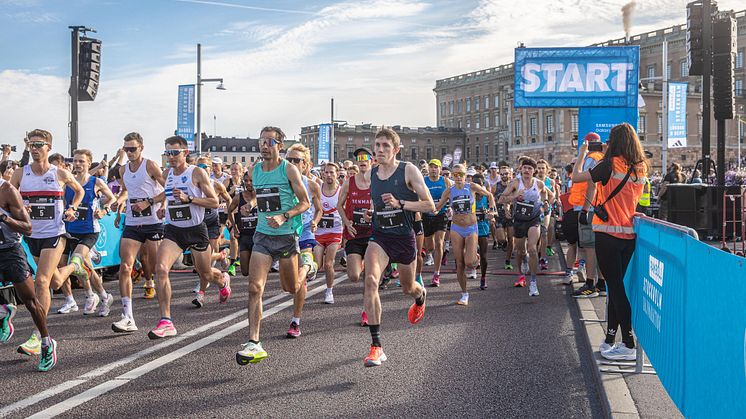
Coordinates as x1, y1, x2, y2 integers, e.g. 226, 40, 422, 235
590, 160, 612, 185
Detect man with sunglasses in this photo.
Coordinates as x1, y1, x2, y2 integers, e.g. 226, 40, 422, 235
422, 159, 451, 287
360, 128, 434, 367
236, 127, 310, 365
10, 129, 86, 359
148, 136, 232, 339
112, 132, 166, 333
494, 166, 514, 269
337, 147, 373, 326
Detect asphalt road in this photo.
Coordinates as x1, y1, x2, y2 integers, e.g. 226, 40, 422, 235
1, 249, 604, 418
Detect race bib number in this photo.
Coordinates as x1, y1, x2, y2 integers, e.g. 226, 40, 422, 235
76, 205, 89, 221
241, 215, 257, 230
319, 214, 336, 229
514, 201, 537, 221
375, 205, 405, 229
256, 187, 281, 212
129, 198, 152, 218
27, 196, 56, 221
452, 195, 471, 214
168, 201, 192, 222
352, 207, 370, 226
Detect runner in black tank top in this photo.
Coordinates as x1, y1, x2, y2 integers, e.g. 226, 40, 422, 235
361, 128, 435, 367
227, 170, 257, 278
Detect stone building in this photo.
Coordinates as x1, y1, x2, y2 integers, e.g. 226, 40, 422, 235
433, 10, 746, 171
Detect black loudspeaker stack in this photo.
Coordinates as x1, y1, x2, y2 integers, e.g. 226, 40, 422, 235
665, 184, 744, 239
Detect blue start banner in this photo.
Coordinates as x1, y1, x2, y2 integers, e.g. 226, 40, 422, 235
624, 217, 746, 418
177, 84, 196, 151
578, 107, 639, 148
667, 82, 688, 148
317, 124, 331, 164
514, 46, 639, 108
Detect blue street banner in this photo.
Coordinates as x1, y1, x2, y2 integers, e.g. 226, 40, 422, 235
177, 84, 196, 151
623, 217, 746, 418
578, 107, 639, 148
514, 46, 639, 108
317, 124, 331, 164
667, 82, 688, 148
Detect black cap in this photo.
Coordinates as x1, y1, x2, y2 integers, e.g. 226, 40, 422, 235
353, 147, 373, 157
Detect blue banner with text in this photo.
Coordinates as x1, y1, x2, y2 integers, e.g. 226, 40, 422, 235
317, 124, 331, 164
177, 84, 196, 151
578, 107, 639, 148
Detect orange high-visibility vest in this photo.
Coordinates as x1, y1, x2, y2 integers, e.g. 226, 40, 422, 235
592, 157, 647, 240
569, 151, 604, 207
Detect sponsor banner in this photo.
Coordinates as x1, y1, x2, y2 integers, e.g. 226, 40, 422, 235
667, 82, 688, 148
317, 124, 332, 164
514, 46, 639, 108
578, 107, 639, 148
177, 84, 196, 151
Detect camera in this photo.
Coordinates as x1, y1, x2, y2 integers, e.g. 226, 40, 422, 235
588, 142, 603, 152
1, 144, 16, 152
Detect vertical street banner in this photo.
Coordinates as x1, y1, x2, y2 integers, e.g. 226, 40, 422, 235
578, 107, 639, 148
667, 82, 688, 148
177, 84, 196, 151
317, 124, 331, 164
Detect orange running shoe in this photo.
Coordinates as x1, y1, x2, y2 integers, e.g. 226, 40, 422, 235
143, 286, 156, 299
364, 345, 387, 367
407, 288, 427, 324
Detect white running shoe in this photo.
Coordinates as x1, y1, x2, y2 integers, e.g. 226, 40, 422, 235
57, 300, 79, 314
424, 253, 434, 266
562, 272, 575, 285
192, 281, 209, 293
456, 293, 469, 306
601, 342, 636, 361
271, 260, 280, 272
98, 293, 114, 317
83, 294, 100, 315
112, 315, 138, 333
467, 268, 477, 279
528, 281, 539, 297
599, 342, 613, 354
324, 288, 334, 304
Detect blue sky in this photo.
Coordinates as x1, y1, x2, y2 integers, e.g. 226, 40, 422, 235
0, 0, 741, 161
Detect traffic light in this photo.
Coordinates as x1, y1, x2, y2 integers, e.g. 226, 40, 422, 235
712, 12, 735, 120
78, 37, 101, 101
686, 1, 705, 76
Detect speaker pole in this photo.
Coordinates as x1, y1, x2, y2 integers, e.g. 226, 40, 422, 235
717, 119, 726, 186
69, 26, 81, 157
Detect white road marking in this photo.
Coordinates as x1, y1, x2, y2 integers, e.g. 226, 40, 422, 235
1, 278, 342, 418
23, 275, 347, 419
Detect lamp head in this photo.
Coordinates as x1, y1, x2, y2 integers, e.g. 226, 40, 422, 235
216, 83, 226, 90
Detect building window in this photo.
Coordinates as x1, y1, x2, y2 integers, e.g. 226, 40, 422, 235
736, 49, 743, 69
476, 118, 480, 129
440, 102, 446, 117
241, 156, 246, 163
364, 136, 370, 143
736, 79, 743, 96
458, 99, 463, 114
680, 60, 688, 78
666, 63, 671, 80
475, 96, 480, 111
657, 114, 663, 134
738, 118, 745, 140
251, 146, 257, 152
221, 146, 226, 152
223, 155, 228, 162
475, 144, 480, 159
484, 144, 489, 157
484, 96, 489, 110
545, 114, 554, 133
457, 119, 462, 128
571, 114, 578, 132
347, 136, 353, 143
241, 146, 246, 152
466, 98, 471, 113
411, 148, 417, 160
466, 118, 471, 129
529, 117, 537, 136
514, 118, 522, 137
411, 138, 417, 144
441, 147, 447, 156
495, 114, 500, 127
449, 101, 454, 115
426, 148, 432, 160
232, 156, 236, 163
466, 146, 471, 160
639, 115, 647, 133
211, 146, 217, 151
229, 146, 235, 152
647, 65, 655, 79
484, 115, 489, 129
494, 95, 499, 108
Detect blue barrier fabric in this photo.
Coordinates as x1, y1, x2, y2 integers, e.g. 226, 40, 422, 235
624, 217, 746, 417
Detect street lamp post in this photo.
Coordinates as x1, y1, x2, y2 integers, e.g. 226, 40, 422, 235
195, 43, 226, 155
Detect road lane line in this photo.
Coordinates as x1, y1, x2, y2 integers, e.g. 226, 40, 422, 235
0, 280, 337, 418
28, 275, 348, 419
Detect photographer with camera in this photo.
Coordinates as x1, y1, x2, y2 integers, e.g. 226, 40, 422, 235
572, 123, 648, 362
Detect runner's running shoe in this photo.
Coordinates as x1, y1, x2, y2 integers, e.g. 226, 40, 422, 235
191, 281, 201, 293
112, 315, 138, 333
514, 275, 526, 287
0, 304, 16, 343
17, 332, 41, 356
219, 273, 232, 304
379, 276, 391, 289
148, 319, 177, 340
492, 241, 498, 250
70, 255, 90, 284
324, 288, 334, 304
424, 253, 434, 266
340, 255, 347, 267
57, 300, 79, 314
192, 291, 205, 308
539, 258, 548, 271
364, 345, 387, 367
38, 339, 57, 372
480, 277, 487, 290
456, 293, 469, 306
83, 294, 100, 315
407, 288, 426, 324
236, 341, 268, 365
227, 262, 237, 276
529, 280, 539, 297
360, 311, 368, 327
143, 286, 156, 299
545, 246, 555, 257
468, 269, 477, 279
300, 251, 317, 279
601, 343, 636, 361
430, 273, 441, 287
504, 262, 513, 270
98, 293, 114, 317
573, 284, 599, 298
286, 321, 301, 338
562, 272, 575, 285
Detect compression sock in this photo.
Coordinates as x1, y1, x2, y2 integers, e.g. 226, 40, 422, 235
369, 324, 382, 347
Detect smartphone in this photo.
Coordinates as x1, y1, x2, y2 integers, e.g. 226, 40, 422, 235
588, 142, 603, 152
103, 154, 108, 161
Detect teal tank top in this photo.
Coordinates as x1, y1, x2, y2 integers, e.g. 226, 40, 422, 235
253, 159, 301, 236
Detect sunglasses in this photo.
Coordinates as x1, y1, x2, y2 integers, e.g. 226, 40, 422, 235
286, 157, 303, 164
163, 149, 187, 156
355, 154, 371, 162
260, 138, 280, 147
29, 141, 48, 149
452, 172, 465, 178
123, 146, 139, 153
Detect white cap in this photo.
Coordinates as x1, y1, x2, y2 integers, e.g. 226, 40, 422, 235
466, 168, 477, 176
489, 162, 498, 169
211, 157, 223, 165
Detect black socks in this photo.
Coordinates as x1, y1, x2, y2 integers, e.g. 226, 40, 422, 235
369, 325, 381, 347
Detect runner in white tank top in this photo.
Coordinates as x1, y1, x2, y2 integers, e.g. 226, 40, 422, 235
313, 162, 343, 304
147, 136, 232, 341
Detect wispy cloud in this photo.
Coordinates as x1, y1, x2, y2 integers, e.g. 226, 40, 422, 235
173, 0, 317, 15
3, 11, 58, 23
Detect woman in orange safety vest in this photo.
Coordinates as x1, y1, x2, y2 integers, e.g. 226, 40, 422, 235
571, 123, 648, 362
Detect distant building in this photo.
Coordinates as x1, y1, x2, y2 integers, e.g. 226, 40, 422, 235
300, 123, 466, 165
433, 10, 746, 170
200, 136, 261, 166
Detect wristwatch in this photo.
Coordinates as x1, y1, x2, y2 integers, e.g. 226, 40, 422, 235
187, 196, 194, 204
282, 212, 290, 220
146, 198, 154, 205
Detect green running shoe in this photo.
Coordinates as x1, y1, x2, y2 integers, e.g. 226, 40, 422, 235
0, 304, 16, 343
38, 339, 57, 372
546, 246, 555, 257
227, 263, 236, 276
17, 332, 41, 356
236, 341, 268, 365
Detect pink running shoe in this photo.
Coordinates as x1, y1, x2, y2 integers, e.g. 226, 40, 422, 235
219, 273, 232, 304
147, 319, 177, 340
431, 273, 441, 287
514, 275, 526, 288
286, 321, 301, 338
360, 311, 369, 327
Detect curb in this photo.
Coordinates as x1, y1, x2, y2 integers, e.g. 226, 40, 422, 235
574, 291, 640, 419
